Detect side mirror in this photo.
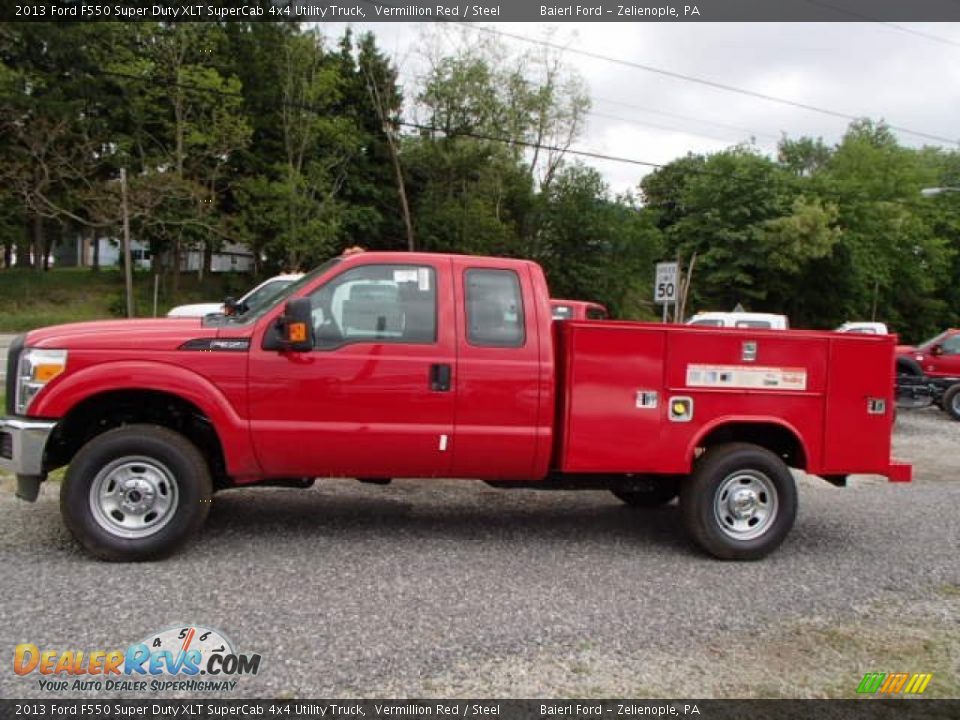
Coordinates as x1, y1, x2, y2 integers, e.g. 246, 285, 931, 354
931, 345, 943, 357
224, 296, 249, 317
264, 298, 314, 352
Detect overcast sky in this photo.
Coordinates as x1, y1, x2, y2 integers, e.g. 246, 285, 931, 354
321, 22, 960, 193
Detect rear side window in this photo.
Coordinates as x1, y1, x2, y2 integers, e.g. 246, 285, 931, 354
586, 307, 608, 320
465, 269, 525, 347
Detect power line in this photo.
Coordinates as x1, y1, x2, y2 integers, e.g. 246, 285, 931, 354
802, 0, 960, 48
95, 68, 668, 171
95, 67, 918, 203
398, 120, 665, 169
587, 109, 753, 145
589, 96, 780, 141
456, 23, 959, 146
397, 70, 772, 146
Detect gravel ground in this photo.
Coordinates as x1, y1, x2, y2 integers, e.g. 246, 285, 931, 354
0, 407, 957, 699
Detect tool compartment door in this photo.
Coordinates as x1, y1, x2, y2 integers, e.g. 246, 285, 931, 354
560, 324, 666, 473
822, 336, 896, 474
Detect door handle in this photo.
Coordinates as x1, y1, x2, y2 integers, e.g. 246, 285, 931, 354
430, 363, 452, 392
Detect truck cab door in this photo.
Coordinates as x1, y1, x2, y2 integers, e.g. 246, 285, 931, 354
927, 333, 960, 377
449, 259, 545, 480
247, 258, 456, 479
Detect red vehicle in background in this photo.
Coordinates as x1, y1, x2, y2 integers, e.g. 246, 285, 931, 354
551, 299, 609, 321
896, 329, 960, 378
895, 329, 960, 419
1, 252, 909, 562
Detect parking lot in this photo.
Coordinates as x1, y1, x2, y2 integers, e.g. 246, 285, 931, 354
1, 408, 957, 699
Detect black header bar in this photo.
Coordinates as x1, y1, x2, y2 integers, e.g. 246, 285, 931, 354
6, 0, 960, 23
1, 699, 958, 720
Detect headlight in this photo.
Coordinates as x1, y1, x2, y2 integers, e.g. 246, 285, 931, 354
16, 348, 68, 415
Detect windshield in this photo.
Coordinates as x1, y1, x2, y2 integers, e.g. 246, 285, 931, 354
218, 257, 342, 325
240, 278, 298, 311
918, 330, 950, 349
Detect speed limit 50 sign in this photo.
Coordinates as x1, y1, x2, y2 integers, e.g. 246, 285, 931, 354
654, 262, 678, 305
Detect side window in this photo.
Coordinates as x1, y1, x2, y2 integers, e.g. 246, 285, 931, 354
465, 268, 525, 348
308, 264, 436, 349
586, 307, 608, 320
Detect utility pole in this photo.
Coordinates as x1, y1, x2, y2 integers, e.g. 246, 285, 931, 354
120, 167, 134, 318
363, 63, 415, 251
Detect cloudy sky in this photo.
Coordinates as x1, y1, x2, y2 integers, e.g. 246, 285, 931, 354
321, 22, 960, 193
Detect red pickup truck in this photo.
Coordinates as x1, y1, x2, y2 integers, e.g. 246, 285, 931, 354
1, 252, 910, 561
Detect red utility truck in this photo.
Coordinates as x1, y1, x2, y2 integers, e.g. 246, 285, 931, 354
1, 252, 910, 561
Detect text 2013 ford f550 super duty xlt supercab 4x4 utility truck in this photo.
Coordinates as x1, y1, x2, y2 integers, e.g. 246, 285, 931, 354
1, 252, 910, 561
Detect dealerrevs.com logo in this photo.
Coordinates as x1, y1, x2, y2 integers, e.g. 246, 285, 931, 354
14, 625, 261, 693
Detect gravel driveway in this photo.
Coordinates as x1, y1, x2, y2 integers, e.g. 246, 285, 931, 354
1, 408, 957, 699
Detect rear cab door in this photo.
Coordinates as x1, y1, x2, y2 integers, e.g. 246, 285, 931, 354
449, 257, 553, 480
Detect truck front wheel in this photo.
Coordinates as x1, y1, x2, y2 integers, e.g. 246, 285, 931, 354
61, 425, 212, 561
681, 443, 797, 560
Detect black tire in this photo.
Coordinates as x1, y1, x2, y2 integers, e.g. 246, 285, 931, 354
943, 384, 960, 421
611, 477, 680, 507
61, 424, 212, 561
680, 443, 797, 560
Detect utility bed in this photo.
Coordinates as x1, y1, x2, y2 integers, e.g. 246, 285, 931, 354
556, 322, 909, 481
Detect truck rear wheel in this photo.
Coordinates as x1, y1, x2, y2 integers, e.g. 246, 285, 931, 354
611, 477, 679, 507
61, 424, 212, 561
681, 443, 797, 560
942, 384, 960, 420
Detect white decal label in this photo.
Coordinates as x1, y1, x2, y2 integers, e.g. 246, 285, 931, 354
686, 364, 807, 391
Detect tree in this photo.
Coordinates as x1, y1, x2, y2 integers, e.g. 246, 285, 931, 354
535, 164, 662, 318
103, 23, 251, 290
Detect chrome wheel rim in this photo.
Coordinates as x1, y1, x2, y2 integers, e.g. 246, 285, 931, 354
89, 456, 179, 539
713, 469, 778, 540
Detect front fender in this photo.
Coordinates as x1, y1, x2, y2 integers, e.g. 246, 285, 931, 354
29, 360, 261, 478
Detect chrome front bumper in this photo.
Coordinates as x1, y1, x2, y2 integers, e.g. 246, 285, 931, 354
0, 417, 56, 477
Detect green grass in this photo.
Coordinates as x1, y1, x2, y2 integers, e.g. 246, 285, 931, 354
0, 267, 252, 332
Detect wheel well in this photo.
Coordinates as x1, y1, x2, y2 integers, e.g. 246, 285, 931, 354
45, 390, 227, 484
697, 422, 806, 469
896, 356, 923, 377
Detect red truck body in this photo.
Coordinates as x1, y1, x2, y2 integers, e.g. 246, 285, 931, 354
2, 252, 910, 560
